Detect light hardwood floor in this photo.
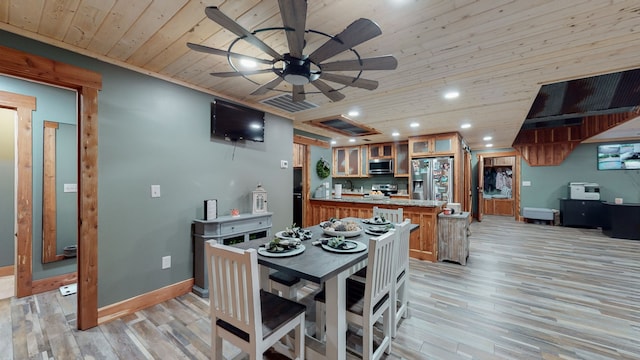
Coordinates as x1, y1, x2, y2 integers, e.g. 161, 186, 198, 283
1, 215, 639, 359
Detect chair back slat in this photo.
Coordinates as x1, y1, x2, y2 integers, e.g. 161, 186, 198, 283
394, 219, 411, 280
365, 230, 396, 313
373, 206, 403, 224
206, 242, 262, 339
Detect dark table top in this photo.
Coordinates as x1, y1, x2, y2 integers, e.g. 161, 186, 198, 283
233, 224, 370, 284
233, 220, 420, 284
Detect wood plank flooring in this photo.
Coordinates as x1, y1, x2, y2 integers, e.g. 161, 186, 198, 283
1, 215, 639, 359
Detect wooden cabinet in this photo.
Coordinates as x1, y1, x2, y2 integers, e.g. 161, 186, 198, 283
438, 212, 470, 265
369, 143, 394, 159
559, 199, 604, 228
485, 156, 514, 166
308, 199, 443, 262
394, 141, 409, 177
292, 143, 304, 168
192, 213, 273, 297
409, 133, 458, 157
333, 146, 362, 177
483, 198, 514, 216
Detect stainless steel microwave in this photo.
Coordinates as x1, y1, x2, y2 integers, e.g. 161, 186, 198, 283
369, 159, 393, 175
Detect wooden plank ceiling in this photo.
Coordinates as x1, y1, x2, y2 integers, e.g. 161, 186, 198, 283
1, 0, 639, 149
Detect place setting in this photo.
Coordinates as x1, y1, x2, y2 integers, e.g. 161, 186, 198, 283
258, 224, 309, 257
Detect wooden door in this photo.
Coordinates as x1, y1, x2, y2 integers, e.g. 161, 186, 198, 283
477, 155, 485, 221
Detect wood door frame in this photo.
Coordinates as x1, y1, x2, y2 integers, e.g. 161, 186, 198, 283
293, 134, 330, 227
0, 45, 102, 330
476, 151, 521, 221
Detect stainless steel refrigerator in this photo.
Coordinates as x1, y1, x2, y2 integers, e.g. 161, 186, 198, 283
411, 157, 454, 201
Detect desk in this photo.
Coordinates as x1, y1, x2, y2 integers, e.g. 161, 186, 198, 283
233, 224, 369, 360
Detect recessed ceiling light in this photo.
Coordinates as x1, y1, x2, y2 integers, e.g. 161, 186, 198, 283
486, 143, 493, 147
348, 110, 360, 117
483, 136, 493, 141
392, 131, 400, 137
240, 58, 257, 68
330, 140, 337, 145
460, 123, 471, 129
410, 122, 419, 128
444, 91, 459, 99
349, 138, 356, 143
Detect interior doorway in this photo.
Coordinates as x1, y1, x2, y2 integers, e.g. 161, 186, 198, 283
477, 151, 521, 222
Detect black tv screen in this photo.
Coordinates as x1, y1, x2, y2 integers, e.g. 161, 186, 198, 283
597, 143, 640, 170
211, 99, 265, 142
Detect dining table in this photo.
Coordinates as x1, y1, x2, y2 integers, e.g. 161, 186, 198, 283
232, 218, 386, 360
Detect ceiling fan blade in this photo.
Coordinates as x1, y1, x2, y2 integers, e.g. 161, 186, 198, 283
187, 43, 274, 65
292, 85, 305, 102
308, 18, 382, 64
320, 72, 378, 90
311, 80, 346, 102
320, 55, 398, 71
251, 77, 285, 95
210, 69, 275, 78
278, 0, 307, 58
205, 6, 283, 60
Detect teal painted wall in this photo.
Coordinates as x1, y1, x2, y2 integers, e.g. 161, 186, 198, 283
1, 30, 294, 307
520, 142, 640, 211
0, 108, 15, 267
0, 75, 77, 277
471, 143, 640, 216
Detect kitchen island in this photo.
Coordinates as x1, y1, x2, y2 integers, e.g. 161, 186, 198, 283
309, 197, 445, 261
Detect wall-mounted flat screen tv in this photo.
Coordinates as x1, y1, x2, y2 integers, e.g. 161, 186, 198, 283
211, 99, 265, 142
597, 143, 640, 170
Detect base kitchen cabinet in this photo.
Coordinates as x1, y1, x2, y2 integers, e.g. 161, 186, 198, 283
191, 213, 272, 297
437, 212, 470, 265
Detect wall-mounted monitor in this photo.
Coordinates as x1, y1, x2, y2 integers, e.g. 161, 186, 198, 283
597, 143, 640, 170
211, 99, 265, 142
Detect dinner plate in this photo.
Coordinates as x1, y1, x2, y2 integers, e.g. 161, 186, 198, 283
321, 240, 366, 253
275, 230, 312, 241
322, 227, 363, 238
365, 229, 389, 236
258, 245, 305, 258
362, 218, 390, 225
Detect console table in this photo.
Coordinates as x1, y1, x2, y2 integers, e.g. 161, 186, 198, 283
191, 212, 272, 297
602, 202, 640, 240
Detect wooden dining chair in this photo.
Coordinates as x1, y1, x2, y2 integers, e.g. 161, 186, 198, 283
269, 270, 303, 300
314, 231, 396, 359
372, 206, 403, 224
206, 242, 306, 360
391, 219, 411, 338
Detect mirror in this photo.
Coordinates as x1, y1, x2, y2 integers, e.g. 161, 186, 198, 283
42, 121, 77, 263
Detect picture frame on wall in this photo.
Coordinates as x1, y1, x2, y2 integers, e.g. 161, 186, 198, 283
204, 199, 217, 220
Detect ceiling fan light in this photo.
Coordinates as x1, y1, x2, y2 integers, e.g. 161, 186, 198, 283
284, 73, 310, 85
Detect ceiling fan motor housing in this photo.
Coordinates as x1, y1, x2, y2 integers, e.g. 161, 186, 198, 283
283, 54, 314, 85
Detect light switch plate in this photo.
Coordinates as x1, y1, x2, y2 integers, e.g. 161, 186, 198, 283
162, 256, 171, 269
522, 181, 531, 186
280, 160, 288, 169
63, 183, 77, 193
151, 185, 161, 197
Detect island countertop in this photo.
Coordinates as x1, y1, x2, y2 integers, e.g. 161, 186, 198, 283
310, 197, 446, 208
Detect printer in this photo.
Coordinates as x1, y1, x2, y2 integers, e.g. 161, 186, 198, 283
569, 182, 600, 200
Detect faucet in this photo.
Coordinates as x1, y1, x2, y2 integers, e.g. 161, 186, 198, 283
345, 179, 353, 191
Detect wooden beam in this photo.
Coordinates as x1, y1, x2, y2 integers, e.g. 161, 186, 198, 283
293, 134, 330, 148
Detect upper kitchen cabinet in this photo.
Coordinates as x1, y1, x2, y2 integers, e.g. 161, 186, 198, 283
394, 141, 409, 177
409, 132, 460, 157
369, 143, 394, 159
333, 146, 364, 177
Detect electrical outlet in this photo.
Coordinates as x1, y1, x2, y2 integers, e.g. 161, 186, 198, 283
151, 185, 161, 198
162, 255, 171, 269
280, 160, 288, 169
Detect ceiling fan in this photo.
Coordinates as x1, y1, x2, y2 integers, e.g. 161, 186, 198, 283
187, 0, 398, 102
